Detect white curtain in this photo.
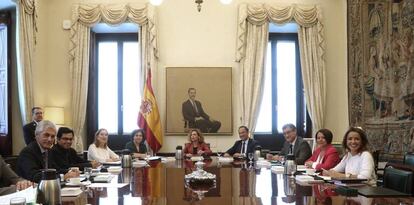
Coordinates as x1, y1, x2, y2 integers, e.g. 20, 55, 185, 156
69, 3, 158, 151
16, 0, 37, 124
236, 4, 326, 132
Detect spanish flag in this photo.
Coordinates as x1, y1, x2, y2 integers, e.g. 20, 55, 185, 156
138, 70, 163, 153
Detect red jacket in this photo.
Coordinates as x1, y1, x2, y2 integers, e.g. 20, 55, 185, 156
183, 142, 212, 156
305, 144, 340, 170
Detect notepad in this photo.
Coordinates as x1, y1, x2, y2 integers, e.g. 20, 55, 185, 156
357, 186, 411, 197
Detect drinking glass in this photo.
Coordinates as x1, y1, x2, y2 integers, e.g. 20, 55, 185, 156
84, 167, 92, 183
217, 149, 222, 158
10, 197, 26, 205
248, 153, 254, 161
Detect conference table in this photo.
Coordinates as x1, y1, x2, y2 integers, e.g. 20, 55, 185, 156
61, 157, 414, 205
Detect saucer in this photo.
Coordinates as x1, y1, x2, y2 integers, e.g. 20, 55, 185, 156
65, 181, 91, 186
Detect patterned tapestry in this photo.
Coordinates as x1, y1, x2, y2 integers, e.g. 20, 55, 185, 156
348, 0, 414, 155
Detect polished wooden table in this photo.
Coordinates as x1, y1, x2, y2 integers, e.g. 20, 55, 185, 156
62, 157, 414, 205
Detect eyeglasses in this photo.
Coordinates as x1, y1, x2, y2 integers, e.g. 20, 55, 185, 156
61, 137, 73, 141
283, 130, 294, 136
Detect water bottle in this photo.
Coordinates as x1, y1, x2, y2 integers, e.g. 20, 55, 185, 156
175, 146, 183, 160
121, 149, 132, 168
36, 169, 61, 205
254, 145, 262, 161
284, 154, 296, 175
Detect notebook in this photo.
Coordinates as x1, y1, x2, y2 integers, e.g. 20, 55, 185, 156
357, 186, 411, 198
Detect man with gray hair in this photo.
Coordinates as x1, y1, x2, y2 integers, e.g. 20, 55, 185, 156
266, 123, 312, 165
17, 120, 79, 183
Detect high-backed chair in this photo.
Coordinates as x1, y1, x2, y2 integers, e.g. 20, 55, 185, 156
383, 165, 413, 195
404, 152, 414, 166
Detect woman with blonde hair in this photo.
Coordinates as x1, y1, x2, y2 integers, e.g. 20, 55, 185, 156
88, 128, 119, 163
183, 129, 212, 157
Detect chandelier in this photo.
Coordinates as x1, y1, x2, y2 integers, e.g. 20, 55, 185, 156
149, 0, 232, 12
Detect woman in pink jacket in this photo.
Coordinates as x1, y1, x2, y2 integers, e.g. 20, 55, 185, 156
305, 129, 340, 171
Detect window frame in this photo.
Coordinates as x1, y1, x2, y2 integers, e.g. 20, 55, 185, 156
92, 33, 139, 150
254, 33, 311, 151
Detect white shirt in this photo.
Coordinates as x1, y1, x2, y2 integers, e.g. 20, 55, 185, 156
332, 151, 377, 186
241, 140, 249, 154
87, 144, 119, 163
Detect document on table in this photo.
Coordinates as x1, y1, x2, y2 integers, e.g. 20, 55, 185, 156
0, 186, 36, 205
88, 183, 128, 188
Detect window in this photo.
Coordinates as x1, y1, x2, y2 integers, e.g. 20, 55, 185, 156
254, 29, 311, 150
94, 33, 141, 139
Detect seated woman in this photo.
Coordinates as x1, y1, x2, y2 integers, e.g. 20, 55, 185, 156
305, 129, 340, 171
183, 129, 212, 158
322, 127, 377, 186
125, 129, 147, 159
88, 128, 119, 163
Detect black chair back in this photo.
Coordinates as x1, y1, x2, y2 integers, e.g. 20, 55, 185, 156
383, 166, 413, 195
404, 153, 414, 166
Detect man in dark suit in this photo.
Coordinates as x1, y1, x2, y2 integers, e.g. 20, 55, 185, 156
267, 123, 312, 165
0, 155, 33, 196
17, 120, 79, 183
22, 107, 44, 145
224, 126, 259, 157
49, 127, 100, 173
182, 88, 221, 133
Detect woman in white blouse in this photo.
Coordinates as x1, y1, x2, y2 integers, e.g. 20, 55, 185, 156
87, 128, 120, 163
322, 127, 377, 186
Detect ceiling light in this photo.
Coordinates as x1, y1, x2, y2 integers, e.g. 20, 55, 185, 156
149, 0, 163, 6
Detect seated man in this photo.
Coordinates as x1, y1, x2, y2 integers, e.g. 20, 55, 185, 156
182, 88, 221, 133
224, 126, 259, 158
49, 127, 100, 173
17, 120, 79, 183
267, 123, 312, 165
0, 155, 33, 196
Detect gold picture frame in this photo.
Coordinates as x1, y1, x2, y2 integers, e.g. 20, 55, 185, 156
165, 67, 233, 135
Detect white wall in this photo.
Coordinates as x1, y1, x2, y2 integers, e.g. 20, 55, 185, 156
11, 0, 348, 154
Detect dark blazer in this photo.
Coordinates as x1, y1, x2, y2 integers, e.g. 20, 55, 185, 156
125, 141, 147, 154
0, 155, 21, 196
182, 99, 210, 126
17, 141, 53, 183
226, 138, 259, 156
280, 137, 312, 165
183, 142, 212, 156
23, 121, 37, 145
49, 143, 92, 173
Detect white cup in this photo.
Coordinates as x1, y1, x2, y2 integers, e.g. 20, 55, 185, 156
68, 177, 81, 185
305, 168, 315, 175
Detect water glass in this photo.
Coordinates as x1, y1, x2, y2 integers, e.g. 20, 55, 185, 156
217, 149, 222, 158
84, 167, 92, 182
10, 197, 26, 205
248, 153, 254, 161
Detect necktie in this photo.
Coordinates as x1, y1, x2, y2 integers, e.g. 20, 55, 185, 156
289, 144, 293, 154
241, 141, 246, 154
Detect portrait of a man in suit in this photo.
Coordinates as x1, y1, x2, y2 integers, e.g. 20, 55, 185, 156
182, 88, 221, 133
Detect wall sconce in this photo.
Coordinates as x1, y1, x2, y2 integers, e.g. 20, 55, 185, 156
149, 0, 232, 12
44, 106, 65, 125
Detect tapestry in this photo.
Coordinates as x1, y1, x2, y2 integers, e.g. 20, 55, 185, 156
348, 0, 414, 155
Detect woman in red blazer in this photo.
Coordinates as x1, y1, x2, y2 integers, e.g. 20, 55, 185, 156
183, 129, 212, 157
305, 129, 340, 171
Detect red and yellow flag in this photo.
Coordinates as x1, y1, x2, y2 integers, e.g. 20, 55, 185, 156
138, 70, 163, 153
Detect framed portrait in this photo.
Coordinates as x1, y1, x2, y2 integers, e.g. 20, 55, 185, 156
166, 67, 232, 135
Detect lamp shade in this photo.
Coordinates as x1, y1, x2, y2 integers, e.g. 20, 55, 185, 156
44, 107, 65, 125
